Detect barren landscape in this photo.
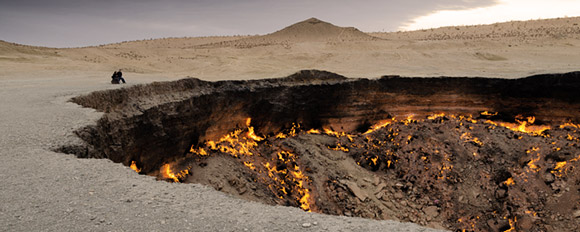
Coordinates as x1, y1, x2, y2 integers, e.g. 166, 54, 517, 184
1, 17, 580, 231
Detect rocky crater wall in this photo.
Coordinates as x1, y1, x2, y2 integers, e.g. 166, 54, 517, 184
68, 70, 580, 174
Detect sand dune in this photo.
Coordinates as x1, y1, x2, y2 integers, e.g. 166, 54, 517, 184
267, 17, 375, 41
371, 17, 580, 41
1, 17, 579, 80
205, 17, 377, 49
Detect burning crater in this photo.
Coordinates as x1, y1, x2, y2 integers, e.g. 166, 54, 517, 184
64, 70, 580, 231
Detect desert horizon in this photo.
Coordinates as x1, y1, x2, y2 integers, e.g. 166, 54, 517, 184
2, 16, 580, 81
2, 16, 578, 49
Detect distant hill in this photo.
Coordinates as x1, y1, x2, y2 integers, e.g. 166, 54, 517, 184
265, 17, 376, 42
0, 40, 56, 56
200, 18, 378, 48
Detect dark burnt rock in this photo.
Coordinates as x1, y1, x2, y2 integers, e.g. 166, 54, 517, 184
495, 189, 508, 199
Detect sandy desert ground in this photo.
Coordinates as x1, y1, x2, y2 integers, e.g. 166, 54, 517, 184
1, 17, 580, 231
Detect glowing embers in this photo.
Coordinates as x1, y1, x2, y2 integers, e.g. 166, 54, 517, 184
189, 118, 263, 158
326, 113, 580, 231
148, 113, 580, 231
181, 118, 315, 211
460, 132, 483, 147
264, 151, 313, 211
525, 147, 542, 173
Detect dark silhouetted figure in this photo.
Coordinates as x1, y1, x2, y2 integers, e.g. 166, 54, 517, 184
111, 69, 126, 84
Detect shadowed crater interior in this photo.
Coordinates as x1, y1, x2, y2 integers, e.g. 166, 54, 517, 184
61, 70, 580, 231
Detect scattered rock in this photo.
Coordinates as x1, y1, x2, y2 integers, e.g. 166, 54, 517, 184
237, 186, 247, 194
302, 222, 312, 228
518, 215, 534, 230
495, 189, 507, 199
423, 206, 439, 221
373, 176, 380, 186
573, 210, 580, 218
381, 194, 390, 201
400, 200, 407, 206
487, 218, 509, 232
544, 173, 555, 184
382, 200, 394, 209
375, 190, 385, 199
342, 180, 368, 201
375, 183, 387, 194
394, 192, 404, 199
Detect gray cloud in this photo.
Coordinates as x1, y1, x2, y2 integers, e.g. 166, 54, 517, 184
0, 0, 498, 47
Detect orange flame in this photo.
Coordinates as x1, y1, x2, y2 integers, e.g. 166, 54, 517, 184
363, 120, 392, 134
427, 113, 446, 120
505, 217, 517, 232
161, 164, 190, 182
292, 169, 312, 212
460, 132, 483, 146
323, 128, 341, 137
526, 147, 541, 172
243, 161, 256, 170
323, 128, 355, 142
370, 157, 378, 165
328, 143, 349, 152
403, 115, 415, 125
130, 161, 141, 173
551, 161, 567, 177
276, 123, 300, 139
306, 128, 321, 134
560, 122, 579, 129
262, 151, 314, 211
480, 111, 498, 116
247, 126, 264, 141
194, 129, 258, 157
499, 116, 550, 136
245, 118, 264, 141
504, 177, 515, 186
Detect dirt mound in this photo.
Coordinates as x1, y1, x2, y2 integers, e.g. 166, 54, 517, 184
199, 18, 377, 48
265, 17, 376, 42
180, 113, 580, 231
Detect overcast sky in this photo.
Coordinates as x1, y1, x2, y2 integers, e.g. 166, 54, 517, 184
0, 0, 578, 48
